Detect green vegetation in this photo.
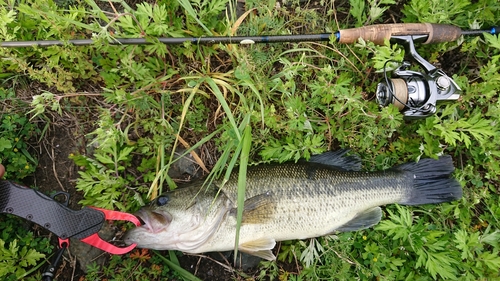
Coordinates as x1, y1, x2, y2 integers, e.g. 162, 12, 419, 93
1, 0, 499, 280
0, 96, 39, 179
0, 90, 50, 280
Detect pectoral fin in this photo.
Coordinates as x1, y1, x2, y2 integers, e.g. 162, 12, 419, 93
336, 207, 382, 232
230, 192, 275, 224
239, 238, 276, 261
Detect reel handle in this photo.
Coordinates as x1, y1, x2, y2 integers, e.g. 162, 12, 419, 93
337, 23, 462, 45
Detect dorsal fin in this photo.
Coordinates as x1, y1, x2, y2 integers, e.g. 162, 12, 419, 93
308, 149, 362, 171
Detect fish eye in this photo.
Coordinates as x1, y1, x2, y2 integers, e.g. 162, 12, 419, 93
156, 195, 169, 206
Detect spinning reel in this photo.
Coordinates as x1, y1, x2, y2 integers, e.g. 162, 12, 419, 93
376, 35, 461, 119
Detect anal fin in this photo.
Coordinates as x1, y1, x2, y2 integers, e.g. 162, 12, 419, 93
239, 238, 276, 261
336, 207, 382, 232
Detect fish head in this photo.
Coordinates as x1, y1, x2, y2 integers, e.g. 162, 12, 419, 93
124, 186, 227, 252
134, 202, 173, 234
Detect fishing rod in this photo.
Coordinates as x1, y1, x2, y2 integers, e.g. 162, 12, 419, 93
1, 23, 498, 118
0, 23, 496, 47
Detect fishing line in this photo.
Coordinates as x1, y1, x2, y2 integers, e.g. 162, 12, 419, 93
382, 60, 409, 110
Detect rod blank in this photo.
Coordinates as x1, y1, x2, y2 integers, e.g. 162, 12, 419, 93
0, 34, 332, 48
0, 25, 497, 48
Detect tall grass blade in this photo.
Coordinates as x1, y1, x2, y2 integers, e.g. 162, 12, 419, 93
233, 121, 252, 264
206, 77, 242, 141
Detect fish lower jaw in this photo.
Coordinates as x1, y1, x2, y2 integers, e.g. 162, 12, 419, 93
127, 235, 184, 251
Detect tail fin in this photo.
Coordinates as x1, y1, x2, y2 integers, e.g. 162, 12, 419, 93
397, 156, 462, 205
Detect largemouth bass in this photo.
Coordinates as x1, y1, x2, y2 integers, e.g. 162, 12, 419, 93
124, 150, 462, 260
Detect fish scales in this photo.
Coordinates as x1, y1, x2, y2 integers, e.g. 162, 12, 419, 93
124, 151, 462, 260
219, 164, 411, 241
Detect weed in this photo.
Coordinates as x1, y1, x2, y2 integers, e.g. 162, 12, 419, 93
0, 112, 39, 179
0, 89, 49, 280
0, 233, 49, 280
349, 0, 396, 26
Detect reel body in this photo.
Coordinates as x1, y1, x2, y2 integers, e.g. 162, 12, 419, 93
375, 35, 461, 119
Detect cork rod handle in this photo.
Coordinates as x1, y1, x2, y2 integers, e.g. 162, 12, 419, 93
338, 23, 462, 45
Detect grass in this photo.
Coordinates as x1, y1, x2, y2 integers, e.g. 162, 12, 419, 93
0, 0, 499, 280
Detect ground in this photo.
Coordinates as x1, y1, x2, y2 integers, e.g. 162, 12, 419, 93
4, 0, 475, 280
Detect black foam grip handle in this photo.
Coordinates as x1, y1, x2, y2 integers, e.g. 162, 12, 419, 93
0, 180, 104, 239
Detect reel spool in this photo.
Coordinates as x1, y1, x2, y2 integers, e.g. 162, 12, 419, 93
377, 78, 408, 111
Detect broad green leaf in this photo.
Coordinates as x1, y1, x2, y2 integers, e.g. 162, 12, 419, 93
94, 153, 115, 165
21, 248, 45, 267
484, 33, 500, 50
0, 137, 12, 151
479, 251, 500, 271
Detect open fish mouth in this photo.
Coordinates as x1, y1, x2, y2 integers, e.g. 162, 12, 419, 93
136, 215, 146, 226
135, 209, 173, 234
